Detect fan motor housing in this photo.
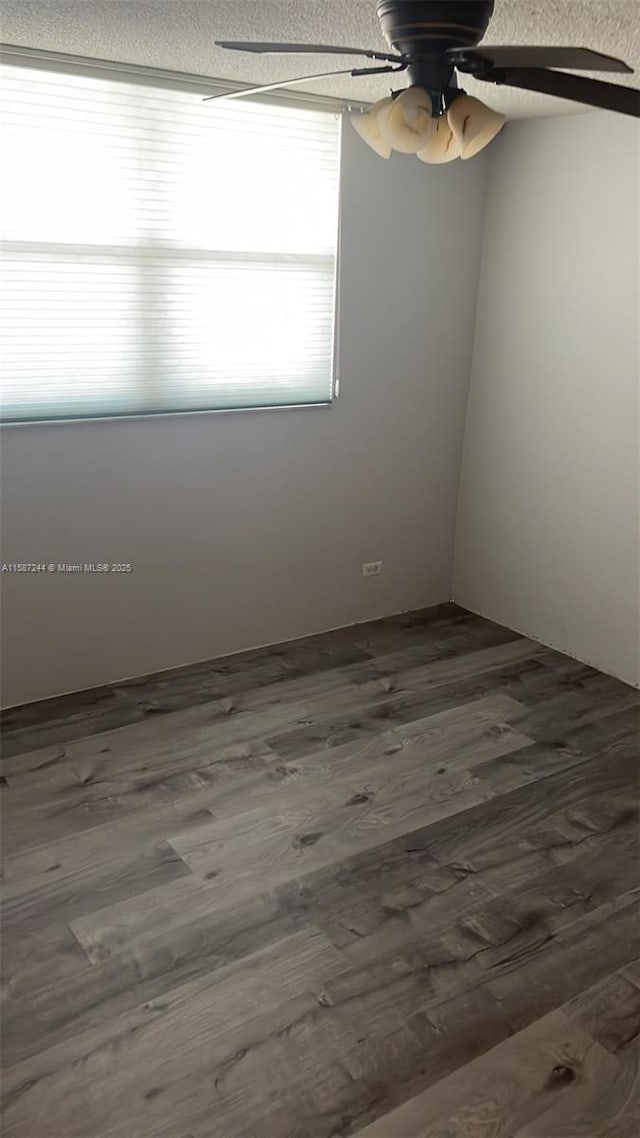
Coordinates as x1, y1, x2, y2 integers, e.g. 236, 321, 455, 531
376, 0, 495, 93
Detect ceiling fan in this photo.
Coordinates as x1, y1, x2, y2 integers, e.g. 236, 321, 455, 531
207, 0, 640, 163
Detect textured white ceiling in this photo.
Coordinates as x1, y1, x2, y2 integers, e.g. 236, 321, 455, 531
2, 1, 639, 118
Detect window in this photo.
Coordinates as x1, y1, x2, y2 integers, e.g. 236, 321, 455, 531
0, 61, 341, 422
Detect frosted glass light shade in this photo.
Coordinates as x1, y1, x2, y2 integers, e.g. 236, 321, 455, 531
378, 87, 435, 154
417, 117, 460, 164
447, 94, 505, 160
350, 97, 393, 158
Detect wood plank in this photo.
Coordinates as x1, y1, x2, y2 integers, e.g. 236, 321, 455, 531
302, 894, 640, 1138
508, 670, 639, 744
1, 605, 637, 1138
0, 638, 366, 762
1, 841, 192, 999
264, 654, 586, 763
1, 643, 537, 805
67, 695, 529, 964
287, 745, 638, 941
471, 705, 640, 796
9, 892, 635, 1138
1, 635, 538, 787
0, 795, 213, 902
354, 983, 637, 1138
0, 690, 530, 883
352, 604, 519, 655
1, 926, 348, 1138
1, 886, 304, 1066
394, 749, 638, 870
16, 739, 628, 1071
336, 633, 539, 693
0, 603, 505, 759
71, 747, 636, 1000
0, 685, 147, 759
564, 966, 640, 1056
0, 630, 371, 759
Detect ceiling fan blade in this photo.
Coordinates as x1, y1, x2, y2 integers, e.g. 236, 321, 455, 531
479, 66, 640, 117
202, 64, 406, 102
215, 41, 402, 63
451, 45, 633, 74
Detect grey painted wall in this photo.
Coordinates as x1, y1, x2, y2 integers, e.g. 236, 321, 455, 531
0, 125, 488, 706
453, 112, 640, 686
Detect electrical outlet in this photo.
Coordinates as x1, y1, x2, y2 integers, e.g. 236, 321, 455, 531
362, 561, 382, 577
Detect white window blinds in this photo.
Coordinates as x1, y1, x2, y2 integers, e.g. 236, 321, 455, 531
0, 62, 341, 422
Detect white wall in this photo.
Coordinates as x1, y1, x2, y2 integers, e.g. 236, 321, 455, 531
453, 112, 640, 687
0, 126, 487, 707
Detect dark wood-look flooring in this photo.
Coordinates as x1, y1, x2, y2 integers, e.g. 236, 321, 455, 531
1, 602, 639, 1138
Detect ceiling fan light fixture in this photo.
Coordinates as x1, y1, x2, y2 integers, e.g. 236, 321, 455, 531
417, 117, 461, 163
447, 93, 506, 159
377, 86, 435, 154
350, 96, 394, 158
